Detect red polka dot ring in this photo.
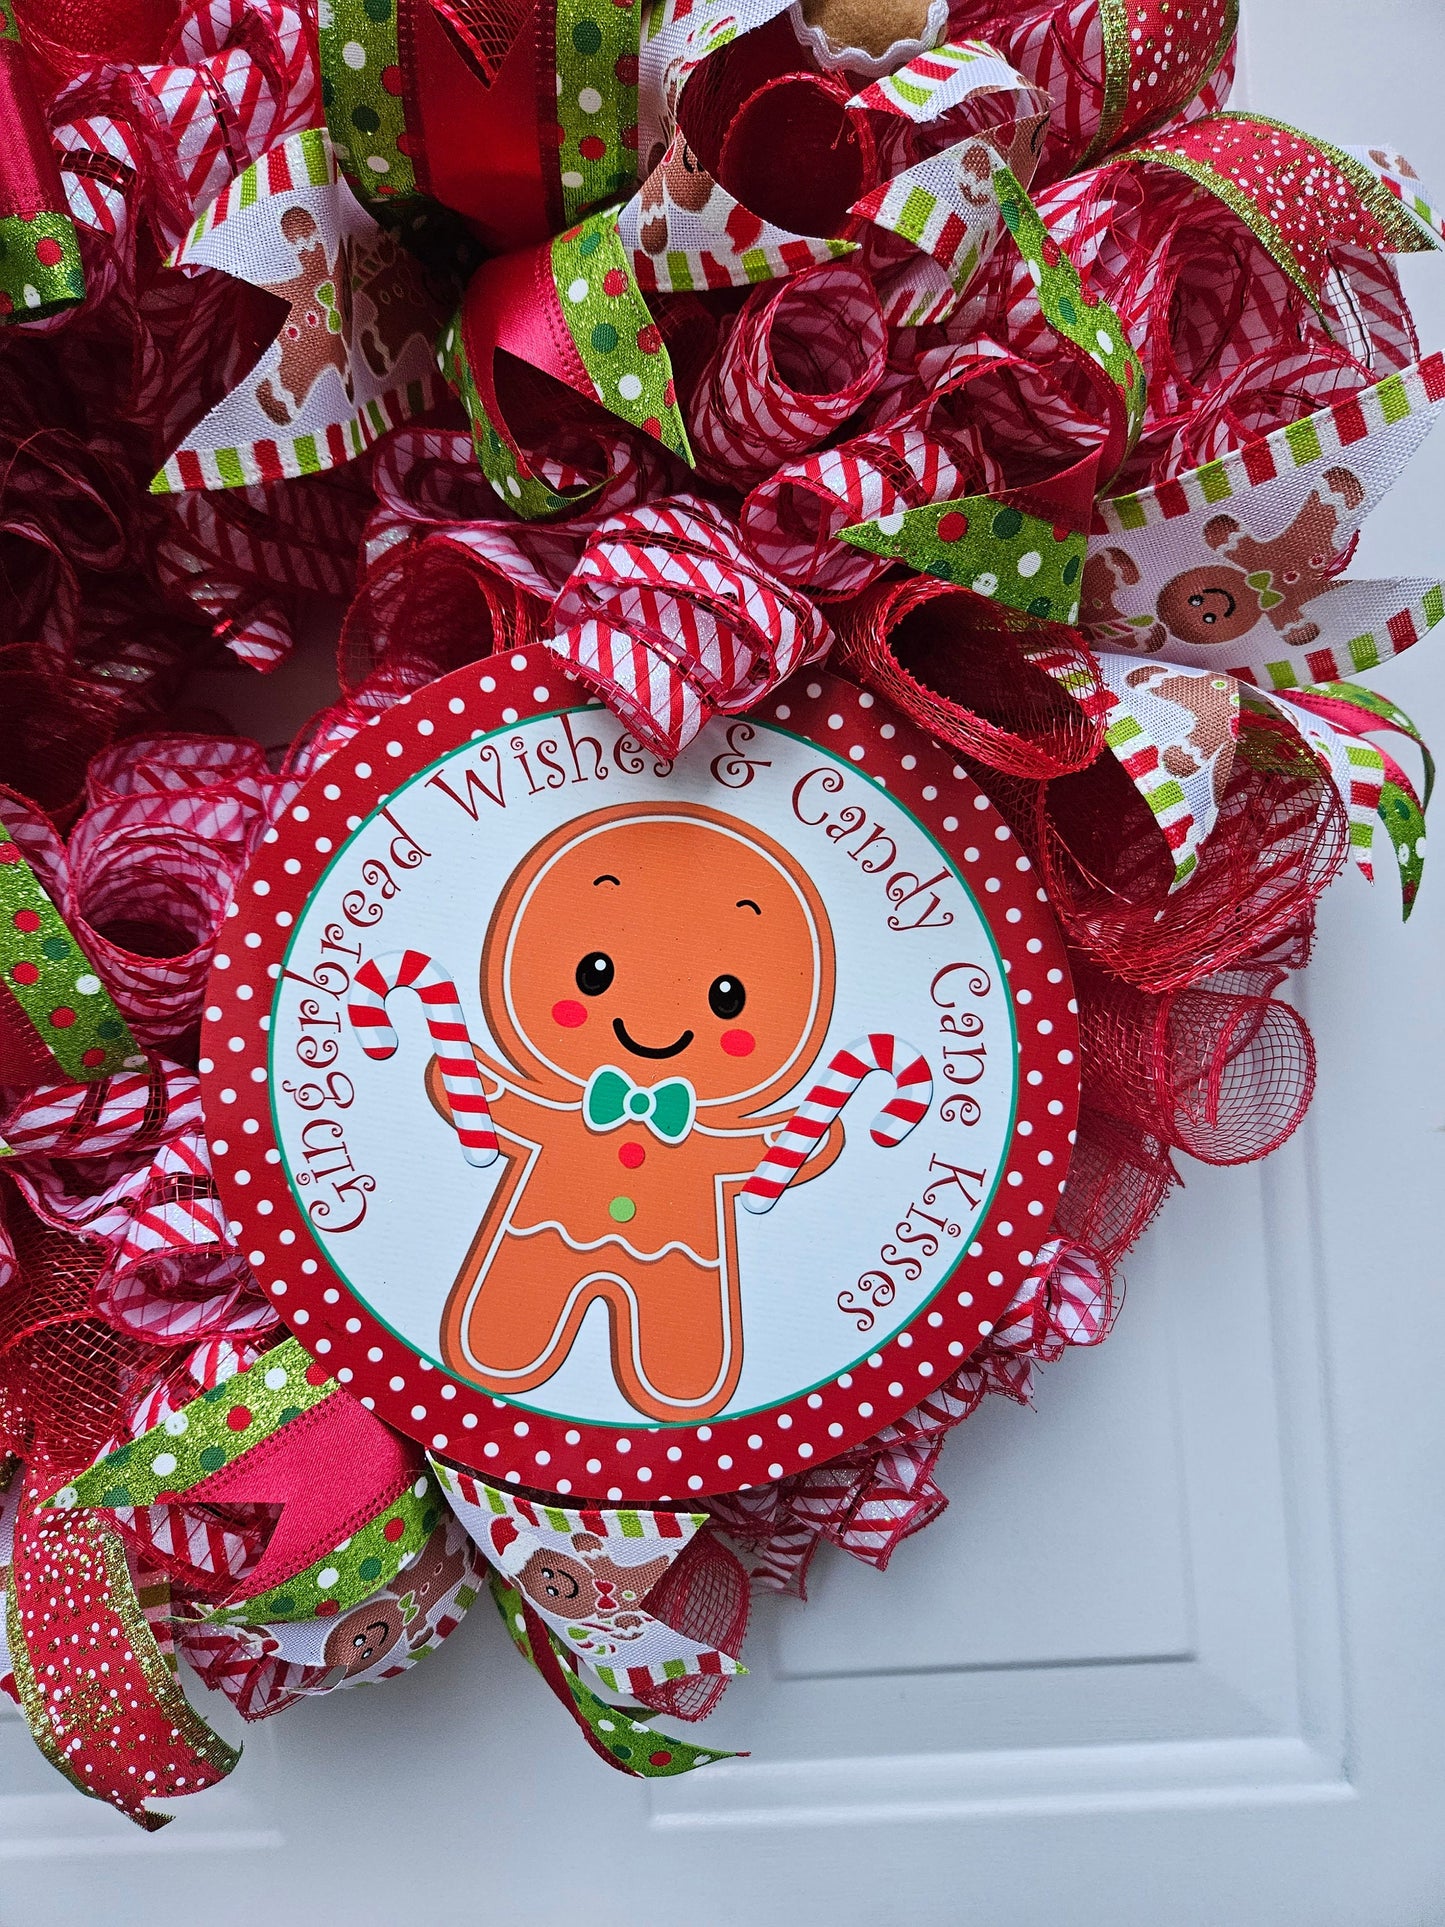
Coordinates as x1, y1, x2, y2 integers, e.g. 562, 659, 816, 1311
203, 651, 1080, 1505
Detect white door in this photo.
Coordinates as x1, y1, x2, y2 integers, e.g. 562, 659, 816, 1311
4, 1, 1444, 1919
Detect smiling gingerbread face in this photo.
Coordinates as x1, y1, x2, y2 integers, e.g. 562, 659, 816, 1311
1155, 566, 1262, 647
481, 803, 835, 1112
322, 1597, 406, 1676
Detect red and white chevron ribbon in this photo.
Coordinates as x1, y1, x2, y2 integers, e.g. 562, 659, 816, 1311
688, 260, 887, 487
742, 418, 966, 597
546, 496, 832, 758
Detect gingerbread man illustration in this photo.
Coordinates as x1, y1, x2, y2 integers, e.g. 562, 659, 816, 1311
1084, 466, 1366, 653
1124, 665, 1238, 804
351, 229, 436, 382
395, 1520, 469, 1636
418, 802, 844, 1423
639, 136, 718, 254
256, 206, 352, 426
322, 1595, 406, 1677
1080, 542, 1144, 631
317, 1522, 471, 1676
514, 1531, 671, 1634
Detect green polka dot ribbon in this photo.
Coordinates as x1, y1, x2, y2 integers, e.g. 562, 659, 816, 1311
320, 0, 644, 225
208, 1471, 440, 1626
0, 12, 86, 324
54, 1339, 337, 1513
554, 213, 687, 449
490, 1573, 739, 1778
554, 0, 640, 229
444, 204, 691, 518
0, 212, 85, 324
438, 310, 575, 521
1380, 773, 1427, 920
1287, 680, 1435, 921
992, 162, 1145, 475
51, 1337, 441, 1625
319, 0, 415, 206
0, 823, 144, 1080
841, 494, 1087, 625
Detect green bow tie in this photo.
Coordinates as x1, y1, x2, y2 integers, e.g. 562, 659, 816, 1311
583, 1065, 696, 1143
1244, 568, 1285, 610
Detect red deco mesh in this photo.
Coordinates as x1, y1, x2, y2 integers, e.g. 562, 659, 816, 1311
0, 1205, 148, 1482
69, 832, 233, 1046
0, 651, 163, 827
339, 536, 537, 697
688, 259, 888, 489
430, 0, 534, 83
0, 0, 1424, 1783
631, 1531, 752, 1723
1036, 710, 1348, 993
1052, 1108, 1179, 1270
840, 578, 1106, 777
684, 53, 878, 239
1074, 958, 1317, 1166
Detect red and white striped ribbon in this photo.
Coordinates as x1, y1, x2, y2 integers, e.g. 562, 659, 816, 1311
347, 951, 498, 1167
687, 260, 887, 488
741, 1033, 932, 1214
546, 496, 832, 759
0, 1063, 185, 1160
741, 418, 966, 597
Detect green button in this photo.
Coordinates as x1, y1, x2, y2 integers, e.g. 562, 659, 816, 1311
627, 1091, 649, 1116
609, 1196, 636, 1223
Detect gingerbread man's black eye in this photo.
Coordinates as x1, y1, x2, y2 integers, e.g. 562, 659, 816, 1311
576, 953, 614, 996
708, 975, 746, 1019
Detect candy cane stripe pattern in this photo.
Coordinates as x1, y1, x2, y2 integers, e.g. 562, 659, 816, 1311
741, 1034, 932, 1215
347, 950, 499, 1167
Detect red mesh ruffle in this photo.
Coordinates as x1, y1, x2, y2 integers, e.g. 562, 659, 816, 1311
1036, 711, 1348, 993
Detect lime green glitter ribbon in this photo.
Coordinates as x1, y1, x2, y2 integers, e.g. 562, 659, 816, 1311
0, 823, 144, 1080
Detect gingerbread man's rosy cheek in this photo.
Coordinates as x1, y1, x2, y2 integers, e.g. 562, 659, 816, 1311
552, 1000, 588, 1029
721, 1029, 756, 1057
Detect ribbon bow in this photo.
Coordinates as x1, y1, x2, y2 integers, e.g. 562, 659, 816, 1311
583, 1066, 695, 1144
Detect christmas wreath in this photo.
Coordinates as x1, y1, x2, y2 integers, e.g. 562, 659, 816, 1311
0, 0, 1438, 1824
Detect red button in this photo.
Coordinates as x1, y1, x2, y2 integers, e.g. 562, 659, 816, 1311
618, 1140, 645, 1169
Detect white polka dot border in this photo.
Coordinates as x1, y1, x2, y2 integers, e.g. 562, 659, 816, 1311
201, 652, 1081, 1505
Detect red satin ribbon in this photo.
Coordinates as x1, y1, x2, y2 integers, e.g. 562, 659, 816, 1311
181, 1391, 420, 1605
0, 33, 67, 222
404, 0, 555, 249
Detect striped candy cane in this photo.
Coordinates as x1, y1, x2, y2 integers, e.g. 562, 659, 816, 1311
741, 1034, 932, 1216
347, 950, 499, 1167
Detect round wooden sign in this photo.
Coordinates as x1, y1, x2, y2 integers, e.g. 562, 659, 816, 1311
202, 650, 1080, 1502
